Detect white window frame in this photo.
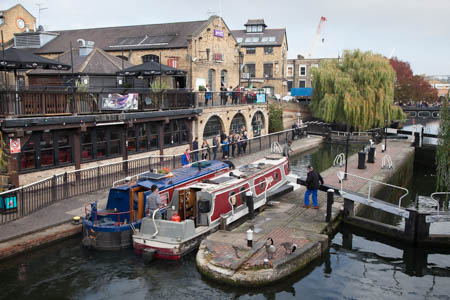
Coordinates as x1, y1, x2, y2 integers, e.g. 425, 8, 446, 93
299, 65, 307, 76
287, 64, 293, 77
299, 80, 306, 88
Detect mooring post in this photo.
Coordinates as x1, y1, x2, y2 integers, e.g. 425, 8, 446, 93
343, 198, 354, 218
405, 208, 417, 243
326, 189, 334, 223
416, 211, 430, 242
246, 191, 254, 220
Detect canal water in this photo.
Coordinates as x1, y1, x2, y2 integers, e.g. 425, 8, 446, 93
1, 143, 449, 300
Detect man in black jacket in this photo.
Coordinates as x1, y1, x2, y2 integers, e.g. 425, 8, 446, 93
304, 165, 324, 209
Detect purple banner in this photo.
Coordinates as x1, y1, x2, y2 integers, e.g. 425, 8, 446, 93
214, 29, 224, 38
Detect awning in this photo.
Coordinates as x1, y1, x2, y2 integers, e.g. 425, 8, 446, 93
0, 48, 71, 71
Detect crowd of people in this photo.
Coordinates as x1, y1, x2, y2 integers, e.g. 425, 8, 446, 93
203, 84, 261, 106
181, 126, 249, 166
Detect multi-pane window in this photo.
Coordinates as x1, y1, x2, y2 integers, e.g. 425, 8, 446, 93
263, 63, 273, 78
110, 127, 121, 155
287, 64, 293, 77
163, 120, 189, 146
230, 114, 245, 134
20, 138, 36, 170
287, 81, 293, 92
81, 129, 93, 160
299, 80, 306, 88
142, 54, 159, 63
40, 132, 54, 167
245, 64, 256, 78
58, 133, 72, 164
300, 65, 307, 76
96, 128, 107, 157
264, 47, 273, 54
246, 48, 256, 54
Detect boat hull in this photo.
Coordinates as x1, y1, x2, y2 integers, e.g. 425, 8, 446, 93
82, 220, 141, 251
133, 229, 213, 260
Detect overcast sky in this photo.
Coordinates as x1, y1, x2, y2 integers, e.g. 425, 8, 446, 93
3, 0, 449, 75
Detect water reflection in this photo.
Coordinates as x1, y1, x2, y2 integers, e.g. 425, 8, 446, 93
1, 144, 449, 300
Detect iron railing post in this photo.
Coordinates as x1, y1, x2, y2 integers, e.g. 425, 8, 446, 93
51, 175, 57, 202
63, 172, 68, 199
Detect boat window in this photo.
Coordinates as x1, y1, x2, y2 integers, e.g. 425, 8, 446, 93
260, 181, 265, 190
274, 172, 279, 181
240, 186, 247, 203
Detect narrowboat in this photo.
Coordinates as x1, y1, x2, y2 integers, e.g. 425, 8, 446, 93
133, 154, 292, 260
82, 160, 231, 250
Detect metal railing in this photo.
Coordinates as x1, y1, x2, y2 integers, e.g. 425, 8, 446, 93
0, 154, 179, 224
0, 88, 268, 117
337, 171, 409, 208
0, 126, 307, 224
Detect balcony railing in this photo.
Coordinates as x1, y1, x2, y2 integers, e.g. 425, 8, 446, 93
0, 87, 268, 117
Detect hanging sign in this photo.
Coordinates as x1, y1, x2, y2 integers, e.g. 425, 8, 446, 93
10, 138, 20, 154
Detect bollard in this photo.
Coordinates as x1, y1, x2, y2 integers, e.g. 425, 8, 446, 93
326, 189, 334, 223
367, 147, 376, 163
247, 229, 253, 248
246, 191, 254, 220
357, 151, 366, 169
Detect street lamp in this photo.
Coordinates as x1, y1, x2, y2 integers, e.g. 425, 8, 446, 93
384, 117, 388, 152
344, 132, 350, 180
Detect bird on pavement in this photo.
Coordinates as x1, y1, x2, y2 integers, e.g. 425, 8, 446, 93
280, 242, 298, 254
265, 237, 276, 260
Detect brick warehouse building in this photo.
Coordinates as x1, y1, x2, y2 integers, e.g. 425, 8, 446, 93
231, 19, 288, 98
1, 15, 248, 186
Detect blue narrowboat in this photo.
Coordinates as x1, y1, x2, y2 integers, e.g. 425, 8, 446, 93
82, 160, 231, 250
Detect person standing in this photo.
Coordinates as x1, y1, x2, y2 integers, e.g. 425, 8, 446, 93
283, 140, 293, 157
237, 133, 242, 156
212, 135, 219, 160
220, 130, 227, 143
192, 137, 199, 162
242, 131, 248, 154
145, 185, 163, 216
201, 140, 210, 160
205, 84, 211, 106
181, 149, 190, 166
220, 85, 227, 105
304, 165, 324, 209
221, 138, 229, 159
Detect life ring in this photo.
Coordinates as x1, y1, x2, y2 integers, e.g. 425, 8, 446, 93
230, 195, 237, 206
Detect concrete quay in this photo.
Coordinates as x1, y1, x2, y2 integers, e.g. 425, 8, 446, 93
196, 140, 415, 286
0, 136, 324, 261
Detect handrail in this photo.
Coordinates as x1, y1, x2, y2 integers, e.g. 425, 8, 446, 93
430, 192, 450, 215
150, 208, 161, 239
333, 153, 345, 167
228, 177, 268, 215
337, 171, 409, 208
382, 155, 393, 169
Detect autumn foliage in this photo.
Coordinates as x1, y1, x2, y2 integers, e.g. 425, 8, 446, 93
389, 57, 438, 103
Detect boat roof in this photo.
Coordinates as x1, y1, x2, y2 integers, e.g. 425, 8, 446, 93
133, 160, 229, 191
185, 155, 286, 192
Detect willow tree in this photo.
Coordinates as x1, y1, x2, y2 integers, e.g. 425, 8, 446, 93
435, 97, 449, 194
311, 49, 405, 131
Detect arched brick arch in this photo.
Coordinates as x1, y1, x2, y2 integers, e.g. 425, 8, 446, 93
201, 114, 226, 140
229, 112, 247, 134
251, 110, 266, 137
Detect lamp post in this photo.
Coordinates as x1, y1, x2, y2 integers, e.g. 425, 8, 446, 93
384, 118, 388, 152
344, 132, 349, 180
